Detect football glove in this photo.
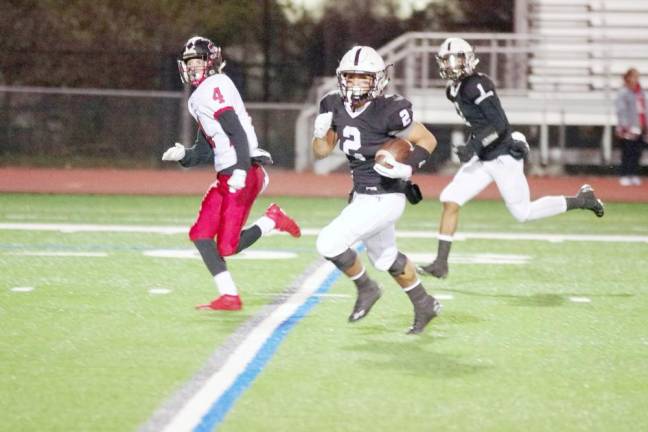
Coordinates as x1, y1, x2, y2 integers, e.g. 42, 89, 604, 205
455, 144, 475, 163
313, 112, 333, 139
227, 169, 247, 193
373, 153, 413, 179
162, 143, 186, 161
509, 132, 530, 160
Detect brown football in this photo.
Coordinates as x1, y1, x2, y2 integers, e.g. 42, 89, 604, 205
375, 138, 414, 168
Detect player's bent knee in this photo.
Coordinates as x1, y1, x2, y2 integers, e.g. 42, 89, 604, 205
316, 228, 345, 258
440, 190, 463, 208
326, 248, 357, 272
189, 225, 216, 242
508, 205, 530, 223
368, 247, 399, 272
387, 252, 408, 277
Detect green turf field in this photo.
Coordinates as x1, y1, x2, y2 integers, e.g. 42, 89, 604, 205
1, 193, 647, 431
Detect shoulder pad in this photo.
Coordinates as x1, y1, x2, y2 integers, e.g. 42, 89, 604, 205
319, 91, 341, 113
460, 74, 495, 100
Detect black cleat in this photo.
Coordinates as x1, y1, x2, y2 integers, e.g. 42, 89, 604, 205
578, 184, 605, 218
417, 260, 449, 279
348, 281, 382, 323
407, 296, 442, 335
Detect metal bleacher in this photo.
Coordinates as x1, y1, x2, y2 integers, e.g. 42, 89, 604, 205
294, 0, 648, 174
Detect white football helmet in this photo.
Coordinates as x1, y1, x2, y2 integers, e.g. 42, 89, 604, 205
336, 46, 389, 107
436, 37, 479, 81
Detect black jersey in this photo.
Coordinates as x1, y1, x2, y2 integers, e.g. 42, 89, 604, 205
319, 91, 414, 194
446, 73, 513, 161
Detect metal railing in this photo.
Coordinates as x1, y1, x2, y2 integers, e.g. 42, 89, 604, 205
295, 31, 648, 172
0, 85, 304, 169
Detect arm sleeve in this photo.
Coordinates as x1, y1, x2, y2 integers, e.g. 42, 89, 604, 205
464, 76, 509, 149
217, 109, 251, 171
179, 131, 215, 167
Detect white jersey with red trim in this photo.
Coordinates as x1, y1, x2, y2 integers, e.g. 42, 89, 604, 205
187, 74, 259, 172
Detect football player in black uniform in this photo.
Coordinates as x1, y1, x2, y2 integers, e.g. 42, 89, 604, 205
312, 46, 440, 334
419, 37, 605, 279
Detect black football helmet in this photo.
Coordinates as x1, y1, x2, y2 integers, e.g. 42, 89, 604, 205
177, 36, 224, 86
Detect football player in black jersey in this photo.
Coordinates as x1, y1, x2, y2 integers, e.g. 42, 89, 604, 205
418, 38, 605, 279
311, 46, 440, 334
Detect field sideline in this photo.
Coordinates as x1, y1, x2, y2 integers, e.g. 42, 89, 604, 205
1, 193, 647, 431
1, 167, 648, 202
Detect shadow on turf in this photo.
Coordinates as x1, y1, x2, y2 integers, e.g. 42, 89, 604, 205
340, 333, 492, 377
438, 288, 634, 308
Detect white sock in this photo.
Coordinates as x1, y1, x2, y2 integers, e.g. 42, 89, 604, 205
349, 267, 366, 280
438, 233, 454, 242
214, 271, 238, 296
402, 279, 421, 292
254, 216, 276, 235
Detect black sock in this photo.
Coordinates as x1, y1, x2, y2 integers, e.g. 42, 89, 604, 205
405, 284, 428, 306
437, 239, 452, 263
352, 270, 376, 292
236, 225, 263, 253
193, 239, 227, 276
565, 196, 583, 211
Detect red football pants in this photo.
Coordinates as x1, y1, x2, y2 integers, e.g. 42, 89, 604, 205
189, 165, 266, 256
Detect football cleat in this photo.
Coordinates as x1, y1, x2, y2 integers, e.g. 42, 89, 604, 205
417, 260, 449, 279
196, 294, 242, 311
407, 296, 441, 335
265, 203, 301, 237
577, 184, 605, 218
348, 281, 382, 323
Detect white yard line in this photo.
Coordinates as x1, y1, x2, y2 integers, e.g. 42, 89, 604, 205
10, 287, 34, 292
158, 261, 336, 432
9, 251, 108, 257
1, 222, 647, 243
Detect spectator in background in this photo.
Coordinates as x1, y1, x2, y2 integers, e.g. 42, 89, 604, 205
615, 68, 647, 186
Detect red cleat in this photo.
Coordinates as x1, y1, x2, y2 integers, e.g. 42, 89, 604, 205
265, 203, 301, 238
196, 294, 242, 311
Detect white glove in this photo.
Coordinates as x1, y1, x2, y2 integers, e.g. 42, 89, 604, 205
373, 152, 412, 179
313, 112, 333, 139
227, 169, 247, 193
162, 143, 186, 161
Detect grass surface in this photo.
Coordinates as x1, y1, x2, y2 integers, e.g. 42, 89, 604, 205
1, 193, 647, 431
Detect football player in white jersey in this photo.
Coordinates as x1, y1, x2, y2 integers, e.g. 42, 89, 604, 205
312, 46, 441, 334
162, 36, 301, 311
418, 38, 605, 279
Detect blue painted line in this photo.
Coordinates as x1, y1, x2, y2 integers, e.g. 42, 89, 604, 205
193, 268, 341, 432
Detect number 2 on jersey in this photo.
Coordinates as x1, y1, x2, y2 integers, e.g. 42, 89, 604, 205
341, 126, 366, 161
212, 87, 225, 104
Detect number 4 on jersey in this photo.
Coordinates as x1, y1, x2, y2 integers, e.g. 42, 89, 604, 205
213, 87, 225, 104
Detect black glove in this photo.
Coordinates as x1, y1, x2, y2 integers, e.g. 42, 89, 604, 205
509, 139, 530, 160
456, 144, 475, 163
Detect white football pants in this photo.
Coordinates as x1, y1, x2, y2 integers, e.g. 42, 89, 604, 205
316, 193, 406, 271
440, 155, 567, 222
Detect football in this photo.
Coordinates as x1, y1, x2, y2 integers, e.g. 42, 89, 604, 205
375, 138, 414, 168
